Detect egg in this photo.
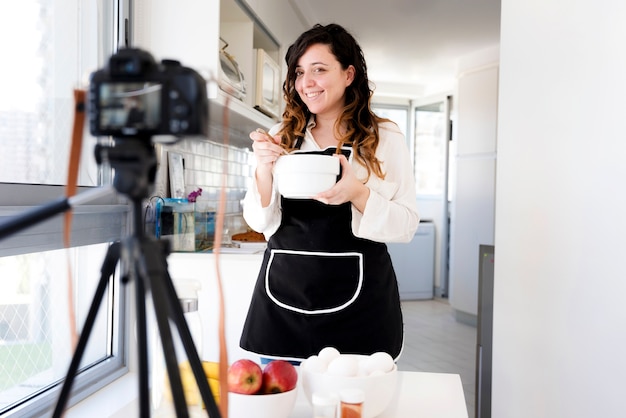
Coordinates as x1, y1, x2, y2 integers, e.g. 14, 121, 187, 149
304, 355, 328, 373
318, 346, 340, 364
326, 355, 359, 377
357, 357, 369, 377
364, 351, 395, 375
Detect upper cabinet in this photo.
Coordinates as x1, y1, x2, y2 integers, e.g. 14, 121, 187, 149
133, 0, 282, 146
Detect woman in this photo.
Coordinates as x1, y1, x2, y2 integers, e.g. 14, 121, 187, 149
240, 23, 419, 363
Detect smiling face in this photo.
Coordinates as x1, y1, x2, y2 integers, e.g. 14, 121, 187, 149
294, 43, 355, 120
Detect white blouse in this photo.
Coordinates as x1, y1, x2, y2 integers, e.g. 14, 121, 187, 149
242, 120, 420, 243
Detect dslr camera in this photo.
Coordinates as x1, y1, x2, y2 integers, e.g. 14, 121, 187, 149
88, 48, 208, 139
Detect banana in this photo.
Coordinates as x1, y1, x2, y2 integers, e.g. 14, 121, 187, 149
201, 361, 221, 380
207, 377, 220, 395
162, 361, 222, 407
205, 377, 221, 408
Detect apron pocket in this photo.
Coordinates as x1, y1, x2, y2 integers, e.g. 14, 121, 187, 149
265, 249, 363, 314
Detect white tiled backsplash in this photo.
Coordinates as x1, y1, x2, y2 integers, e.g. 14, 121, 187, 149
153, 138, 254, 240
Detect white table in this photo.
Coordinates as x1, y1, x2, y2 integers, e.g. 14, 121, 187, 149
289, 371, 468, 418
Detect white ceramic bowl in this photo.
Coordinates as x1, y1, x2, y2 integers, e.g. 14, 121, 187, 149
300, 355, 398, 418
273, 153, 340, 198
228, 388, 298, 418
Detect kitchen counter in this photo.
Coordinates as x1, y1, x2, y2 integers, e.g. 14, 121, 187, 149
166, 253, 468, 417
290, 371, 468, 418
78, 370, 467, 418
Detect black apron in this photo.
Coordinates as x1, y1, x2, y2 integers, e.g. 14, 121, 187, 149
240, 147, 404, 360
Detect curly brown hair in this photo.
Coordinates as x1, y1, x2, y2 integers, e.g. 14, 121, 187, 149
277, 23, 391, 180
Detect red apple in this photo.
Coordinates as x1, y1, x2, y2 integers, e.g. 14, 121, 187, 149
227, 359, 263, 394
261, 360, 298, 394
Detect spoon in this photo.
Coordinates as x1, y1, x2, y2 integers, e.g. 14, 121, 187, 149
255, 128, 288, 155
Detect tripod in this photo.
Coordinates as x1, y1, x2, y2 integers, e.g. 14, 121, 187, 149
50, 139, 221, 417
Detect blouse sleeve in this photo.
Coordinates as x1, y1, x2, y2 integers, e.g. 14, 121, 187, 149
241, 176, 282, 239
351, 122, 420, 243
241, 124, 283, 239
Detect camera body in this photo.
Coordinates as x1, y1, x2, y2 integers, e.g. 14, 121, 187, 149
88, 48, 208, 138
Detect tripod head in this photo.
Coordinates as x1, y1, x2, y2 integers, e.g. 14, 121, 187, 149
95, 138, 157, 202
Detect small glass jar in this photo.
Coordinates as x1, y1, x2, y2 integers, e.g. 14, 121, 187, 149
312, 391, 339, 418
173, 279, 203, 358
339, 389, 364, 418
151, 279, 204, 413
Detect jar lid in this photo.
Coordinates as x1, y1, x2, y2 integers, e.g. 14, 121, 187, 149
312, 391, 339, 406
339, 388, 365, 404
179, 298, 199, 313
172, 278, 201, 300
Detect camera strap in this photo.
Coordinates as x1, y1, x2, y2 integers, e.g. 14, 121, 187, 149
213, 94, 231, 418
64, 89, 86, 247
63, 88, 86, 349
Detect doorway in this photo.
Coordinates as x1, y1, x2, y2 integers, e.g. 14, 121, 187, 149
412, 96, 452, 298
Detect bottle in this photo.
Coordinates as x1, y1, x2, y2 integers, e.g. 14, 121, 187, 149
339, 389, 364, 418
151, 279, 204, 414
312, 391, 339, 418
172, 279, 203, 361
174, 279, 204, 417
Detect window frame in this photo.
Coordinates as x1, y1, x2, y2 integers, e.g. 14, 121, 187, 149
0, 1, 133, 416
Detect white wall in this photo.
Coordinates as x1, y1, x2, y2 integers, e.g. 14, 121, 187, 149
493, 1, 626, 417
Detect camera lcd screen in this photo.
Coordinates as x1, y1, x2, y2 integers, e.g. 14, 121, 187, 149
98, 82, 162, 132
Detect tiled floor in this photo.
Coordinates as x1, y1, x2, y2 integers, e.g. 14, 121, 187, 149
397, 298, 477, 418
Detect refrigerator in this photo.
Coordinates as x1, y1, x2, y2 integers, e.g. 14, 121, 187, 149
387, 221, 436, 300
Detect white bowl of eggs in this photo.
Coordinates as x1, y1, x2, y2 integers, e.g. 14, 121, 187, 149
300, 347, 398, 418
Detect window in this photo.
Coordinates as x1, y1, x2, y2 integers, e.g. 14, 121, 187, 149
372, 102, 412, 172
372, 104, 409, 140
0, 1, 128, 416
414, 103, 448, 196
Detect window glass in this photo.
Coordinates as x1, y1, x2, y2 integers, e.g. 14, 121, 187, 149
372, 105, 409, 140
0, 0, 100, 186
0, 1, 125, 415
414, 106, 447, 196
0, 244, 114, 414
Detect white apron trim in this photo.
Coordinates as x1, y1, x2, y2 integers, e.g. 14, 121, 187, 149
264, 249, 364, 314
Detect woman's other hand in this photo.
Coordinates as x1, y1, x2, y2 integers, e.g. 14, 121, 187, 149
314, 154, 370, 212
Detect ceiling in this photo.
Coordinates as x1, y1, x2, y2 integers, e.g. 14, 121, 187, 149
289, 0, 501, 98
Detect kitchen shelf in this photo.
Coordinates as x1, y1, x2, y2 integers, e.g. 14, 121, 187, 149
208, 89, 276, 149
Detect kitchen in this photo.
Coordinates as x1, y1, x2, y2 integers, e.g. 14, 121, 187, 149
2, 0, 626, 418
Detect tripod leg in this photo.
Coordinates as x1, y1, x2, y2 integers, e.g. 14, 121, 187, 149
132, 245, 152, 417
52, 242, 121, 418
143, 238, 221, 417
144, 272, 189, 416
161, 259, 221, 417
136, 238, 190, 417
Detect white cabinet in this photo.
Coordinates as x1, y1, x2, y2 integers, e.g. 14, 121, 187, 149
449, 157, 496, 316
387, 222, 435, 300
133, 0, 280, 147
134, 0, 221, 76
449, 61, 498, 318
167, 252, 264, 362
